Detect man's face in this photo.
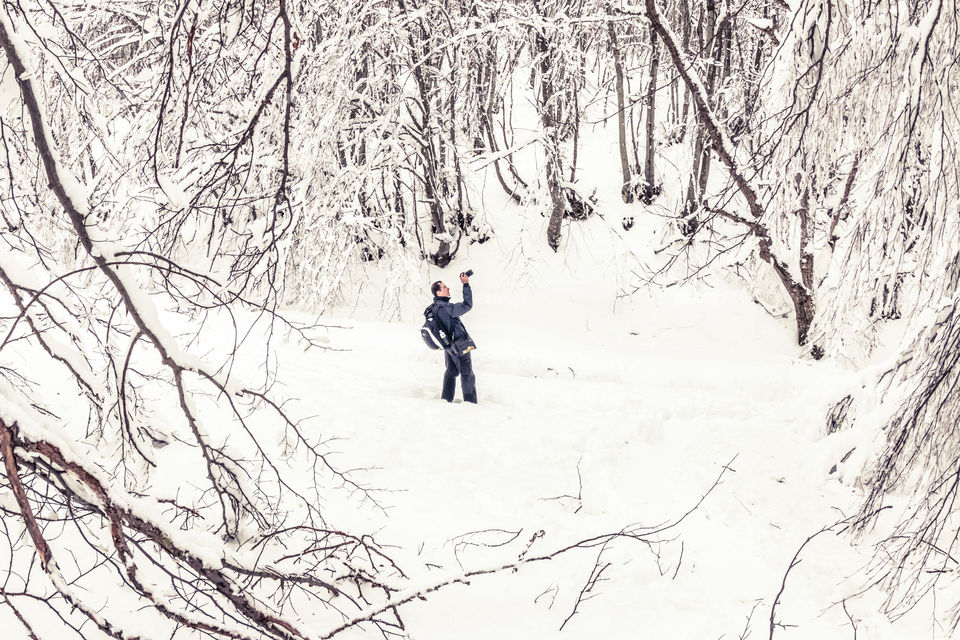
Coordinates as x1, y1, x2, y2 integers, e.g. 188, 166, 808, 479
437, 282, 450, 297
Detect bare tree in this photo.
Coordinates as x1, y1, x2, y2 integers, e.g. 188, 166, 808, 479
853, 299, 960, 627
640, 23, 660, 204
0, 4, 741, 638
630, 0, 816, 345
0, 7, 411, 637
529, 0, 576, 252
607, 10, 638, 203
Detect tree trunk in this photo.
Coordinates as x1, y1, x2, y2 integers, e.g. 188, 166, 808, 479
798, 185, 814, 292
764, 238, 816, 345
545, 139, 566, 251
398, 0, 450, 266
696, 27, 724, 201
682, 133, 704, 233
744, 5, 768, 124
682, 0, 718, 234
608, 17, 634, 202
534, 29, 566, 251
642, 25, 659, 203
827, 153, 860, 249
569, 89, 580, 182
530, 0, 568, 252
676, 0, 691, 142
719, 20, 732, 120
480, 45, 525, 204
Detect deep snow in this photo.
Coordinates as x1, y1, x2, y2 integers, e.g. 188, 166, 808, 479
0, 69, 942, 638
0, 216, 942, 639
251, 247, 930, 639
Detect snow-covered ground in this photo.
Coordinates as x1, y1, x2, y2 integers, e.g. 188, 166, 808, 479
0, 217, 938, 640
230, 244, 926, 639
0, 84, 936, 638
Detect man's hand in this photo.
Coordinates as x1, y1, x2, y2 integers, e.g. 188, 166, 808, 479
460, 273, 469, 284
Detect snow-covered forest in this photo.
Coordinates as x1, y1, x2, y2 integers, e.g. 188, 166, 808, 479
0, 0, 958, 637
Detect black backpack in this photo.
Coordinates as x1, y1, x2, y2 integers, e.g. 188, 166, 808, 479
421, 304, 452, 350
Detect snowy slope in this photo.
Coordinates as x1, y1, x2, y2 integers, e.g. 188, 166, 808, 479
0, 66, 936, 638
0, 216, 937, 639
244, 259, 926, 639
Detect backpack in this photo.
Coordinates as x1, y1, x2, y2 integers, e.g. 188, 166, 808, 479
421, 304, 452, 351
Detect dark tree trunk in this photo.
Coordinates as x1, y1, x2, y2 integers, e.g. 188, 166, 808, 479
398, 0, 452, 266
682, 0, 718, 234
641, 25, 660, 204
530, 0, 568, 252
676, 0, 691, 142
534, 28, 566, 252
798, 185, 814, 292
480, 47, 525, 204
608, 17, 635, 202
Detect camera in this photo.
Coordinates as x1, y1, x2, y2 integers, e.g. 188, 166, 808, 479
463, 269, 474, 277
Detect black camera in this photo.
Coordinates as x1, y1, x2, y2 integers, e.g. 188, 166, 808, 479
463, 269, 474, 277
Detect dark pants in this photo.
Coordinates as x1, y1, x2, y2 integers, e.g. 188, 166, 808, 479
442, 351, 477, 403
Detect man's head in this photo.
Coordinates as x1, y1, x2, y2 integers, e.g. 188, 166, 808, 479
431, 281, 450, 297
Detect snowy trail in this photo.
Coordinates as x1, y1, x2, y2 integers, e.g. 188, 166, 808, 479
261, 284, 898, 639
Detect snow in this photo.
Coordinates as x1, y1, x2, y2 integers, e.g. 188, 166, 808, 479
86, 207, 916, 639
0, 5, 951, 637
4, 215, 938, 638
746, 17, 775, 31
156, 172, 190, 210
262, 274, 862, 638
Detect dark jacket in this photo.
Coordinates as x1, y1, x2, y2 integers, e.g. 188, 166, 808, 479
433, 283, 473, 344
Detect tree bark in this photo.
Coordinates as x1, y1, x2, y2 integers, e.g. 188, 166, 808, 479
397, 0, 451, 266
676, 0, 692, 142
684, 0, 718, 228
695, 23, 723, 204
0, 420, 52, 569
608, 17, 634, 202
481, 44, 524, 204
545, 138, 566, 252
530, 5, 567, 252
642, 25, 659, 203
798, 184, 814, 292
539, 54, 566, 250
827, 153, 860, 249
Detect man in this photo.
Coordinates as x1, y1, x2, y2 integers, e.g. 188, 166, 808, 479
430, 273, 477, 403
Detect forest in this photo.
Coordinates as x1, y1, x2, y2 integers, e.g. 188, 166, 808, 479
0, 0, 958, 637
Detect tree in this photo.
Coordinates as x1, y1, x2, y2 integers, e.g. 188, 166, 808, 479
634, 0, 816, 345
797, 0, 960, 626
528, 0, 578, 251
607, 10, 637, 203
679, 0, 720, 235
640, 23, 660, 204
0, 4, 730, 637
854, 300, 960, 625
0, 2, 433, 634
